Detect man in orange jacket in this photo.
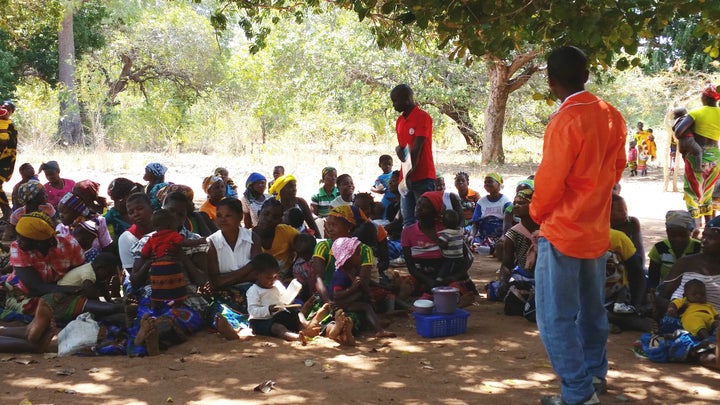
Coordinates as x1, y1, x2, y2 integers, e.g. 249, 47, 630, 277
530, 47, 627, 405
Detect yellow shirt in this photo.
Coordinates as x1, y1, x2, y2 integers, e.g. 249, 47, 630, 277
689, 106, 720, 140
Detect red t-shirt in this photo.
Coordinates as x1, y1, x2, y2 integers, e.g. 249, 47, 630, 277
141, 229, 184, 259
396, 106, 435, 182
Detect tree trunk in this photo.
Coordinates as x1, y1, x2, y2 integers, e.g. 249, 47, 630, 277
438, 104, 481, 150
481, 51, 541, 164
58, 2, 83, 146
482, 58, 509, 163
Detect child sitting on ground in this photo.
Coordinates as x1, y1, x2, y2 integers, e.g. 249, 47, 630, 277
139, 209, 206, 310
330, 174, 355, 208
331, 237, 396, 338
72, 219, 100, 263
672, 107, 704, 172
469, 173, 512, 252
436, 209, 465, 283
292, 233, 318, 302
371, 154, 394, 197
311, 167, 338, 218
247, 253, 307, 343
58, 252, 119, 302
667, 279, 719, 340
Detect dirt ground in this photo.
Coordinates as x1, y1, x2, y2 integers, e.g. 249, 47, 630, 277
1, 151, 719, 404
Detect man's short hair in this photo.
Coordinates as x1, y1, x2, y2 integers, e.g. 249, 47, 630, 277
547, 46, 588, 89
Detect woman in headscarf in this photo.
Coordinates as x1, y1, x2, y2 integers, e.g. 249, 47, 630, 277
3, 180, 56, 243
199, 175, 226, 222
674, 83, 720, 227
73, 180, 108, 214
268, 174, 321, 237
214, 167, 238, 199
401, 191, 478, 302
489, 187, 539, 312
144, 162, 169, 210
254, 198, 299, 278
4, 212, 123, 322
311, 205, 376, 301
240, 172, 268, 228
157, 183, 216, 237
121, 192, 208, 355
56, 192, 112, 251
104, 177, 144, 240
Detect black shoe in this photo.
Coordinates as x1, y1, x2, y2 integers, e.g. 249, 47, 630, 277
540, 392, 600, 405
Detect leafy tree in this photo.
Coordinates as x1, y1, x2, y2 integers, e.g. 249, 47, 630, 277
643, 16, 719, 74
214, 0, 720, 163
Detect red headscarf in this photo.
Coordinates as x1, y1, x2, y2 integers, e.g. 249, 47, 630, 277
420, 191, 445, 217
703, 83, 720, 101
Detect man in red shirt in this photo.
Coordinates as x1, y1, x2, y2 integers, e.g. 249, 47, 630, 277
530, 47, 626, 405
390, 84, 436, 226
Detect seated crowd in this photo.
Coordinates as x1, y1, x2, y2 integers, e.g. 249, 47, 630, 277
0, 156, 717, 366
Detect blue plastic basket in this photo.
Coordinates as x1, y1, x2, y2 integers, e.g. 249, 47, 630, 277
413, 309, 470, 338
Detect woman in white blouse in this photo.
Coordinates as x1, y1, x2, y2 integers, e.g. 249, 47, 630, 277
206, 197, 261, 339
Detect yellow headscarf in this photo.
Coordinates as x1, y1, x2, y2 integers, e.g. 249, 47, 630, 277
486, 172, 503, 185
268, 174, 297, 201
329, 205, 367, 227
16, 212, 56, 241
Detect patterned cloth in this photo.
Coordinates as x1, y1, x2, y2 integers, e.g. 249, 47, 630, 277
332, 237, 361, 268
16, 180, 43, 206
683, 145, 720, 218
145, 162, 167, 177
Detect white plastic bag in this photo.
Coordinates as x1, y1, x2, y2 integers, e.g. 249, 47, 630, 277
57, 312, 99, 356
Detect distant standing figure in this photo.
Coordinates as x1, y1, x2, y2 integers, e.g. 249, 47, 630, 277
673, 83, 720, 226
390, 84, 435, 227
530, 46, 626, 405
0, 101, 18, 219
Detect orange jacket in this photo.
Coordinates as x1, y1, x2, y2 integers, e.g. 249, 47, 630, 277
530, 91, 627, 259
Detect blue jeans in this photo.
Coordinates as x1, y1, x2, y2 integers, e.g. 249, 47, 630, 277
401, 178, 436, 227
535, 237, 608, 404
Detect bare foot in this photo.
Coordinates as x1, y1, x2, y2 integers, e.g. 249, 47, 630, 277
341, 318, 355, 346
309, 303, 331, 327
135, 313, 160, 356
215, 314, 240, 341
27, 300, 53, 344
328, 310, 346, 340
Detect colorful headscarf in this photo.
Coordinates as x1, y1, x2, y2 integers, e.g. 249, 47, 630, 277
268, 174, 297, 201
73, 180, 100, 201
202, 175, 224, 194
420, 191, 445, 216
703, 83, 720, 101
108, 177, 142, 200
517, 178, 535, 191
59, 192, 90, 217
516, 188, 533, 202
665, 210, 694, 231
17, 180, 44, 206
320, 167, 336, 183
16, 212, 56, 241
158, 184, 194, 206
145, 162, 168, 177
329, 205, 367, 227
245, 172, 267, 189
486, 172, 503, 185
332, 237, 361, 268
